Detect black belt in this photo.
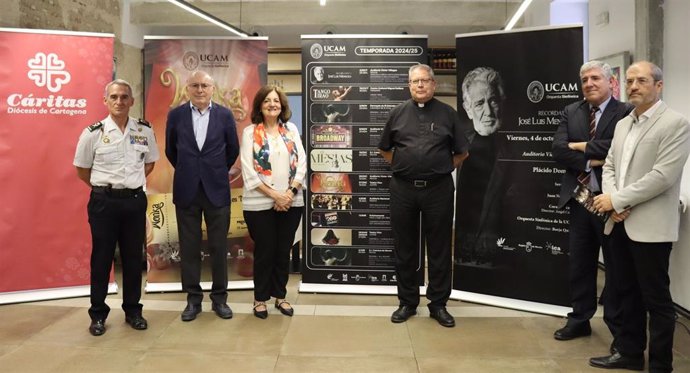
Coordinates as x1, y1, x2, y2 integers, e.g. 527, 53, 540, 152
396, 175, 448, 188
92, 185, 143, 198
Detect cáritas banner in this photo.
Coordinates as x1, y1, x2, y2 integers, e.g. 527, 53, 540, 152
0, 28, 114, 303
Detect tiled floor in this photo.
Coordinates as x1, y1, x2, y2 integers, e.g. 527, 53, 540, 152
1, 272, 689, 373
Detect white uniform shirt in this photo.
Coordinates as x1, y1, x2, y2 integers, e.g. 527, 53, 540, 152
73, 116, 160, 189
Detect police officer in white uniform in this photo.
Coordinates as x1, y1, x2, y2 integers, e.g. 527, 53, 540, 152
74, 79, 159, 336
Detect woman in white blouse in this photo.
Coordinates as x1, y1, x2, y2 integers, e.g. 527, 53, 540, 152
240, 85, 306, 319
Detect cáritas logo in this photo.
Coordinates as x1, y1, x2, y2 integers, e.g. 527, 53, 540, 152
27, 52, 71, 93
5, 52, 87, 116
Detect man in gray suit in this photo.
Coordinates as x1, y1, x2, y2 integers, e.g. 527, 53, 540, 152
590, 61, 690, 373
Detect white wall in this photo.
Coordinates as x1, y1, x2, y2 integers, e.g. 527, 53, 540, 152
664, 0, 690, 311
588, 0, 690, 310
550, 0, 589, 60
523, 0, 552, 28
120, 0, 145, 49
588, 0, 635, 60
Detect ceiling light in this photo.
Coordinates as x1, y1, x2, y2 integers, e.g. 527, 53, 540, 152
166, 0, 248, 37
505, 0, 533, 31
320, 0, 327, 6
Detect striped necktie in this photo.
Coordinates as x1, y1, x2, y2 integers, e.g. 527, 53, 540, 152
578, 106, 599, 186
588, 106, 598, 140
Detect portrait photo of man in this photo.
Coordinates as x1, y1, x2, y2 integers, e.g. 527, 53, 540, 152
462, 66, 505, 137
312, 66, 325, 84
456, 66, 506, 267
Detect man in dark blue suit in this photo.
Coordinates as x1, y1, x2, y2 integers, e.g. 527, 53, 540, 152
552, 61, 632, 345
165, 71, 240, 321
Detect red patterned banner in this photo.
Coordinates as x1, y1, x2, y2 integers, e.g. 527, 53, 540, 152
0, 28, 114, 299
143, 37, 267, 290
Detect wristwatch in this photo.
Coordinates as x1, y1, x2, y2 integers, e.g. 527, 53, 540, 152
289, 186, 299, 195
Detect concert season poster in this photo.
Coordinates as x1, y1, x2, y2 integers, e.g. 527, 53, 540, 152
301, 35, 426, 286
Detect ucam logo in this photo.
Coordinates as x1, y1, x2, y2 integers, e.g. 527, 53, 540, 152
310, 43, 324, 59
311, 43, 347, 59
27, 52, 71, 93
182, 51, 199, 70
527, 81, 545, 103
323, 45, 345, 53
545, 82, 578, 92
527, 80, 579, 103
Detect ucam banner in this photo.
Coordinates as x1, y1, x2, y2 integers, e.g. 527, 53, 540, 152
0, 28, 114, 304
300, 35, 427, 294
452, 25, 583, 315
143, 37, 267, 292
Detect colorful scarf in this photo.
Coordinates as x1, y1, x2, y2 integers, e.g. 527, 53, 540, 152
253, 122, 298, 186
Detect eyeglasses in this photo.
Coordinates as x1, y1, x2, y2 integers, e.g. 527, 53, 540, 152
409, 78, 434, 86
188, 83, 213, 90
625, 77, 657, 86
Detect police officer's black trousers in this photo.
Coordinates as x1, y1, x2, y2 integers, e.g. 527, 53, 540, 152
389, 174, 454, 310
87, 190, 147, 321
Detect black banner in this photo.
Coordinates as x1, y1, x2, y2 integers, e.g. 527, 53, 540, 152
453, 26, 583, 307
302, 35, 427, 286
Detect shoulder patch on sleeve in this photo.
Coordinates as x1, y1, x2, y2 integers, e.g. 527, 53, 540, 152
87, 121, 103, 132
137, 118, 151, 128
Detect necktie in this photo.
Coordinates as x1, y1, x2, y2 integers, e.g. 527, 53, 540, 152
578, 106, 599, 186
588, 106, 598, 140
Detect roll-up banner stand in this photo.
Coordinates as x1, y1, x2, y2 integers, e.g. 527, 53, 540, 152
143, 36, 267, 292
452, 25, 584, 316
300, 35, 427, 294
0, 28, 115, 304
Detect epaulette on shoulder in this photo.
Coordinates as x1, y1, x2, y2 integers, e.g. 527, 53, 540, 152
87, 121, 103, 132
137, 118, 151, 128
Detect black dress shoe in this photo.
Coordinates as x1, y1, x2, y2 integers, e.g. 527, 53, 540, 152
589, 352, 644, 371
553, 323, 592, 340
89, 319, 106, 336
253, 302, 268, 319
429, 307, 455, 327
211, 303, 233, 319
391, 305, 417, 323
181, 304, 202, 322
275, 300, 294, 317
125, 314, 148, 330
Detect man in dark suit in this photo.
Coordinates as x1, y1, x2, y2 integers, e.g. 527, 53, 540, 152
165, 70, 240, 321
552, 61, 632, 344
590, 61, 690, 373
